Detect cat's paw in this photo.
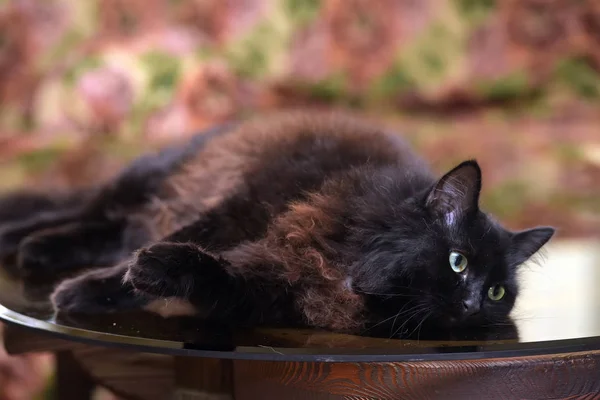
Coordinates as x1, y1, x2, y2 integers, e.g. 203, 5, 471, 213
51, 266, 146, 314
0, 217, 70, 276
18, 220, 128, 281
17, 234, 57, 279
124, 242, 217, 298
0, 226, 25, 275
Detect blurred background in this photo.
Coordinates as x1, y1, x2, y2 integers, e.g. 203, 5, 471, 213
0, 0, 599, 398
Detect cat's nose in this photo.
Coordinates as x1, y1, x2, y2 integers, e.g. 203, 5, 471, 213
462, 298, 480, 316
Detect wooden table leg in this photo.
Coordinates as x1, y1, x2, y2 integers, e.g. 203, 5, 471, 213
55, 351, 96, 400
173, 357, 234, 400
72, 347, 174, 400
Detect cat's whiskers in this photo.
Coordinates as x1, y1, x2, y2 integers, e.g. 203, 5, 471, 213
361, 300, 422, 335
392, 309, 421, 338
391, 303, 433, 338
388, 300, 424, 337
360, 313, 398, 335
399, 301, 436, 337
409, 309, 434, 341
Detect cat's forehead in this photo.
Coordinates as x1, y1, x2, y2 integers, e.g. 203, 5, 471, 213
439, 211, 509, 254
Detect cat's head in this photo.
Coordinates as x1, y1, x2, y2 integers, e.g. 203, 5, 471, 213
351, 160, 554, 334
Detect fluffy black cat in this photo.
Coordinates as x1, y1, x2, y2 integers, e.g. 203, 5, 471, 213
0, 111, 554, 337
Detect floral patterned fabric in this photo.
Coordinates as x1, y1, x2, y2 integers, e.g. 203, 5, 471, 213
0, 0, 598, 238
2, 0, 600, 136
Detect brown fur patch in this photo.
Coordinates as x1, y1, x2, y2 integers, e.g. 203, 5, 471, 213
223, 188, 367, 332
143, 297, 199, 318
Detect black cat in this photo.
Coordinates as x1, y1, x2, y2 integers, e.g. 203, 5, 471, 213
0, 111, 554, 337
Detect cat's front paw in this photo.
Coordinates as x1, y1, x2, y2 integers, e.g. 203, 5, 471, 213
17, 223, 108, 280
124, 242, 217, 298
0, 226, 25, 275
17, 234, 58, 279
51, 266, 146, 314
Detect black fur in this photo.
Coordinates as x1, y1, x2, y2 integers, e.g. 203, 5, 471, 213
0, 112, 554, 337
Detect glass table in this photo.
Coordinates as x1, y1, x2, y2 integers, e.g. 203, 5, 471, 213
1, 240, 599, 399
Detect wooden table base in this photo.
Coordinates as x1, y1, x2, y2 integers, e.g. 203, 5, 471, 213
55, 351, 95, 400
232, 353, 600, 399
174, 357, 233, 400
4, 326, 600, 399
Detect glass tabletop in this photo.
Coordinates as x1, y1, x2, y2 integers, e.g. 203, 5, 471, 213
0, 239, 599, 362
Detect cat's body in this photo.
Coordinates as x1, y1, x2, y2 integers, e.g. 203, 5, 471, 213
0, 111, 554, 337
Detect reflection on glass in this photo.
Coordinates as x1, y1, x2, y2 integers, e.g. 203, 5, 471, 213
514, 239, 600, 342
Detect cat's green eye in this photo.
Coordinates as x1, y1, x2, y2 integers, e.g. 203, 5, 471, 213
488, 285, 505, 301
449, 251, 467, 273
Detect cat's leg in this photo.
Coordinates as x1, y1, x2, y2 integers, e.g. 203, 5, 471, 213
0, 136, 195, 279
13, 127, 232, 280
130, 240, 304, 325
120, 207, 277, 320
52, 195, 358, 329
0, 210, 83, 275
17, 217, 151, 281
51, 264, 149, 314
47, 200, 245, 315
51, 239, 288, 323
49, 243, 233, 317
0, 203, 153, 281
125, 242, 240, 319
47, 197, 241, 314
0, 189, 92, 224
122, 238, 359, 330
0, 189, 94, 273
52, 229, 359, 331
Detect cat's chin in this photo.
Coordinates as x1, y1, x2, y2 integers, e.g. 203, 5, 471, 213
435, 314, 487, 330
440, 315, 459, 327
430, 316, 464, 332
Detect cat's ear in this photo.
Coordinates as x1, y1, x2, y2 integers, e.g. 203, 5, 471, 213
509, 227, 555, 266
426, 160, 482, 223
